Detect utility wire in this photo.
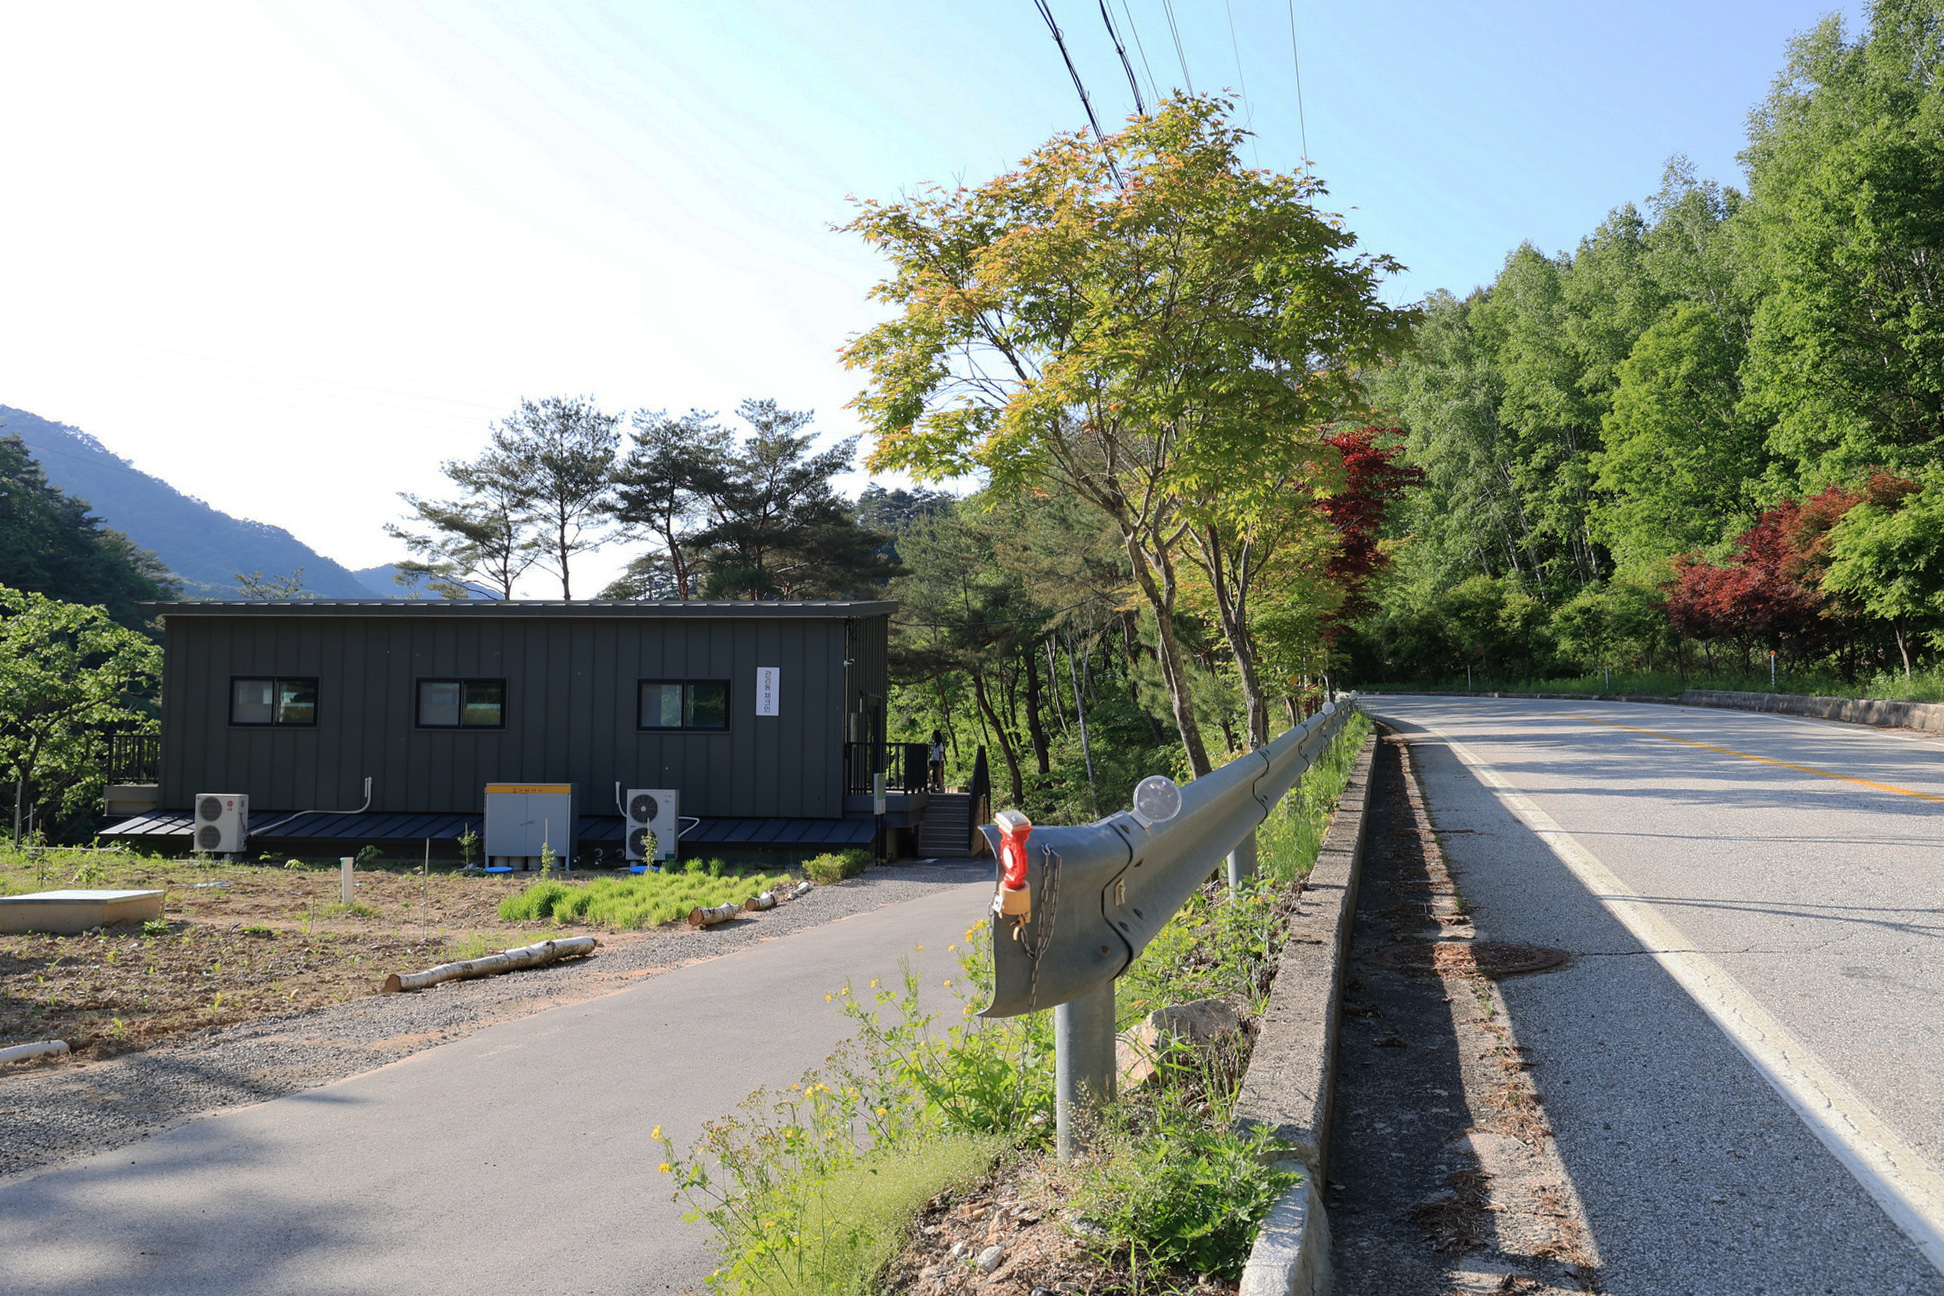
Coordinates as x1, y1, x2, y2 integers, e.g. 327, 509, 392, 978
1159, 0, 1194, 94
1116, 0, 1161, 107
1032, 0, 1125, 187
1098, 0, 1146, 116
1287, 0, 1311, 166
1222, 0, 1261, 166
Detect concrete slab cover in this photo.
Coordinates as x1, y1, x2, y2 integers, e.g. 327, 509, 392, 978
0, 890, 164, 935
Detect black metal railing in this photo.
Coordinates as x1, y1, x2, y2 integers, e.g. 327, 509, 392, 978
103, 733, 161, 784
843, 742, 931, 796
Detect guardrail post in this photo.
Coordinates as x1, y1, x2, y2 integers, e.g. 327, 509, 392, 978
1054, 980, 1116, 1160
1226, 829, 1258, 892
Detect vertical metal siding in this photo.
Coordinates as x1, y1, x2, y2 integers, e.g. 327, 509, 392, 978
156, 610, 890, 819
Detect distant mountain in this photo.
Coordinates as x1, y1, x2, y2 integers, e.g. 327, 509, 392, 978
2, 405, 386, 599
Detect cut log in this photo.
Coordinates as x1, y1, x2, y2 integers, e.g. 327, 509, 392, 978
687, 901, 741, 928
379, 936, 599, 994
0, 1039, 69, 1065
744, 892, 778, 911
782, 880, 814, 902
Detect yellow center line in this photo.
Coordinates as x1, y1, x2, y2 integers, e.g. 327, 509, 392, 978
1533, 709, 1944, 805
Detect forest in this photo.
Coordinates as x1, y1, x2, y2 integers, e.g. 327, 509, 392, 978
1351, 5, 1944, 699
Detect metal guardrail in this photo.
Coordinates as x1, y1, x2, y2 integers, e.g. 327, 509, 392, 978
979, 695, 1357, 1018
973, 695, 1359, 1158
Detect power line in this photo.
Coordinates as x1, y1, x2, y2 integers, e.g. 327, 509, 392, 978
1116, 0, 1161, 107
1287, 0, 1310, 166
1031, 0, 1125, 187
1098, 0, 1146, 116
1158, 0, 1194, 94
1222, 0, 1261, 166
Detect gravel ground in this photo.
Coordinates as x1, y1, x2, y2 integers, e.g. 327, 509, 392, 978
0, 858, 989, 1183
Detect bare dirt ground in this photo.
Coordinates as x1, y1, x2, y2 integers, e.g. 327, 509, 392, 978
2, 855, 694, 1061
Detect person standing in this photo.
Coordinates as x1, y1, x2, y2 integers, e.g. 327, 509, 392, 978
929, 729, 947, 791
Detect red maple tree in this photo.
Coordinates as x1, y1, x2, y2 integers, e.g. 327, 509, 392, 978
1664, 473, 1913, 666
1319, 427, 1424, 631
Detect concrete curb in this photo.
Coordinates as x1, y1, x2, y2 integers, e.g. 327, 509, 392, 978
1678, 688, 1944, 733
1232, 727, 1379, 1296
1361, 688, 1678, 704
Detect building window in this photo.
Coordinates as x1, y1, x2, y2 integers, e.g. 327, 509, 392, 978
231, 677, 317, 727
639, 679, 729, 731
418, 679, 506, 729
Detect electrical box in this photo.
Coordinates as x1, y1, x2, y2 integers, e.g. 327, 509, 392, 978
624, 788, 679, 863
484, 783, 575, 870
193, 793, 248, 854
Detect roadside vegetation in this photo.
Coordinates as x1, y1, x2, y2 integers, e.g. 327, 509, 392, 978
660, 717, 1366, 1296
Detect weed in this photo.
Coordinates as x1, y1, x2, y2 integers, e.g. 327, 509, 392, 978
443, 931, 501, 962
457, 828, 480, 870
661, 944, 1025, 1295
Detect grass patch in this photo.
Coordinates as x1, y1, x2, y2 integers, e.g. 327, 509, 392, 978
801, 850, 870, 884
499, 867, 792, 929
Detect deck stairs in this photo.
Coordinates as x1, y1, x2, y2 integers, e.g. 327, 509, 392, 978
918, 792, 977, 859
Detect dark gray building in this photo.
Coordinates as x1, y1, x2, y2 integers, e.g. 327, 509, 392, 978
101, 600, 972, 861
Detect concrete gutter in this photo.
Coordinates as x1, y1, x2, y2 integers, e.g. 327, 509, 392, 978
1232, 728, 1378, 1296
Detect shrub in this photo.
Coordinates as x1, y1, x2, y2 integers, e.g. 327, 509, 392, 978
801, 850, 870, 884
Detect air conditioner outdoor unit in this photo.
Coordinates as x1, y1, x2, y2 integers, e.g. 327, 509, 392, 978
193, 793, 249, 854
625, 789, 679, 863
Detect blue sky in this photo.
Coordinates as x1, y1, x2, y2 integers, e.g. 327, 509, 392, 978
0, 0, 1868, 590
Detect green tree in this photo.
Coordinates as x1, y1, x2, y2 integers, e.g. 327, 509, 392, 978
690, 401, 902, 600
1594, 305, 1767, 572
606, 409, 735, 599
388, 459, 538, 600
845, 96, 1413, 774
1824, 473, 1944, 675
0, 584, 160, 839
1740, 4, 1944, 482
0, 433, 176, 623
234, 567, 309, 600
486, 396, 621, 600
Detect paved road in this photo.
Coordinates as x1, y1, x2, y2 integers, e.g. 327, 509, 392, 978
0, 871, 992, 1296
1366, 695, 1944, 1294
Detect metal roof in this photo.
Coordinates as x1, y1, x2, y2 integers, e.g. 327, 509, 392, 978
102, 811, 877, 849
136, 599, 896, 619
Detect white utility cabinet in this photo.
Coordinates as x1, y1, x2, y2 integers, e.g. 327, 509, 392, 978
484, 782, 576, 870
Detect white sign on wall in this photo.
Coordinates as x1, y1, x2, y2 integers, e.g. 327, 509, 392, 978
756, 667, 780, 716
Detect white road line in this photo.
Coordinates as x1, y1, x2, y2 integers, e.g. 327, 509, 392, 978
1410, 714, 1944, 1277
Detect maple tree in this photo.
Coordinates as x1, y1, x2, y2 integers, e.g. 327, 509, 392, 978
843, 96, 1414, 772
